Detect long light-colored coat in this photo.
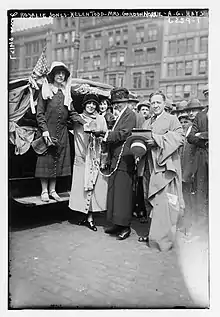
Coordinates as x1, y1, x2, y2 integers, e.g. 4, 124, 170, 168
69, 112, 108, 214
139, 112, 184, 251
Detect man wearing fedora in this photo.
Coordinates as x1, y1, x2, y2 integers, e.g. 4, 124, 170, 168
185, 98, 204, 122
103, 87, 136, 240
137, 91, 184, 251
187, 85, 209, 218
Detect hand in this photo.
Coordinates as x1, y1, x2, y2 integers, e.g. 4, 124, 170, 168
42, 131, 52, 146
78, 117, 87, 125
92, 130, 105, 138
146, 139, 157, 148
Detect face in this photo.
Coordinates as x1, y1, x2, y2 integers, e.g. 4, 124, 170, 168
204, 92, 209, 104
113, 102, 126, 113
179, 117, 191, 131
85, 102, 97, 115
150, 94, 165, 116
99, 100, 108, 113
140, 106, 150, 119
187, 109, 199, 121
54, 70, 66, 85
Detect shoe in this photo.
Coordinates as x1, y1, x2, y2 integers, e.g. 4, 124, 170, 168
138, 236, 149, 243
78, 218, 97, 232
49, 190, 61, 202
116, 227, 131, 240
41, 190, 49, 202
104, 225, 122, 235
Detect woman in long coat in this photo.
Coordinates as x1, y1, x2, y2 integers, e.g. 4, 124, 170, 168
69, 94, 108, 231
35, 61, 85, 202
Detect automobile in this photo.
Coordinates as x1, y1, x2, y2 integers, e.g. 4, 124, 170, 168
9, 77, 113, 207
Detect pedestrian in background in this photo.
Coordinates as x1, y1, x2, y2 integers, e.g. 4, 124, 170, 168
187, 86, 209, 218
35, 61, 85, 202
69, 93, 108, 231
137, 91, 184, 251
135, 100, 151, 129
103, 88, 136, 240
99, 96, 115, 130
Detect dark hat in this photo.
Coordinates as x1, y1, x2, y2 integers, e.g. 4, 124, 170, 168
126, 129, 152, 157
99, 95, 112, 107
171, 100, 188, 114
110, 87, 130, 104
82, 93, 100, 107
203, 84, 209, 95
185, 99, 204, 111
47, 61, 70, 83
178, 112, 190, 120
128, 93, 139, 103
137, 100, 151, 112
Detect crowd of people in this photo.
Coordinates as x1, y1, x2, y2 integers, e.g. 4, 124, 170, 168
33, 61, 209, 252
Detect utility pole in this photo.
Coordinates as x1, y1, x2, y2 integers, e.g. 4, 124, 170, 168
73, 17, 80, 78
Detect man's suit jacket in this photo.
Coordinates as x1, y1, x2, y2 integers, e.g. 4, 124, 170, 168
187, 107, 208, 149
106, 107, 136, 172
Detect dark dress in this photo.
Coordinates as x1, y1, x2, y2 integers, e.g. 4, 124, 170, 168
106, 107, 136, 227
35, 89, 80, 178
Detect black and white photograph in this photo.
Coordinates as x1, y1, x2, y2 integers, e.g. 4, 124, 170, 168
7, 7, 211, 311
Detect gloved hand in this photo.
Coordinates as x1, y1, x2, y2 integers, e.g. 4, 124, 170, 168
42, 131, 52, 146
92, 130, 106, 138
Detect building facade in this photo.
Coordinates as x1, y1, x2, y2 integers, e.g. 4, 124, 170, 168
9, 23, 54, 80
159, 17, 209, 104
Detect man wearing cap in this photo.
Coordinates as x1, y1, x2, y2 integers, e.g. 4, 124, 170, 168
103, 87, 136, 240
136, 100, 151, 128
187, 85, 209, 218
137, 91, 184, 251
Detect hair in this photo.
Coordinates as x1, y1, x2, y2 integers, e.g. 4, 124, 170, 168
82, 100, 100, 113
149, 90, 166, 102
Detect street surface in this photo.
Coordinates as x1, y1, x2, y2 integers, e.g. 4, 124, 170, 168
9, 202, 195, 309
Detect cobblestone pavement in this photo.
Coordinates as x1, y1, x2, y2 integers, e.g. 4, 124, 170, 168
9, 204, 195, 309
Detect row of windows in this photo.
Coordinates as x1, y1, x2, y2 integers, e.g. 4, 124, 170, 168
166, 83, 208, 99
25, 39, 46, 56
132, 72, 155, 89
83, 26, 159, 51
168, 36, 208, 55
167, 59, 208, 77
56, 31, 76, 44
55, 47, 75, 61
56, 17, 75, 28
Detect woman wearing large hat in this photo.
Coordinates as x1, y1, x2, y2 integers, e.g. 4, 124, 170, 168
69, 93, 108, 231
35, 61, 85, 202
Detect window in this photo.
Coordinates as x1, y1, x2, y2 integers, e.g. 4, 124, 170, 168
56, 33, 62, 44
199, 60, 208, 74
71, 19, 75, 26
64, 48, 69, 61
147, 28, 158, 41
175, 85, 183, 98
176, 62, 184, 76
83, 57, 90, 71
24, 57, 31, 69
184, 85, 191, 98
118, 74, 124, 87
201, 17, 209, 29
147, 47, 156, 61
94, 33, 102, 49
93, 55, 101, 69
64, 18, 69, 28
40, 39, 46, 50
108, 31, 114, 47
177, 39, 185, 54
110, 53, 117, 68
133, 72, 142, 89
92, 76, 100, 82
64, 33, 69, 43
116, 30, 121, 45
119, 52, 125, 66
109, 74, 116, 87
166, 85, 173, 98
185, 61, 193, 75
70, 47, 74, 58
123, 28, 128, 45
167, 63, 175, 77
84, 35, 92, 50
71, 31, 75, 42
186, 38, 194, 53
56, 49, 62, 61
145, 71, 155, 88
198, 83, 207, 98
200, 36, 208, 52
136, 26, 144, 43
25, 43, 32, 55
32, 56, 39, 67
33, 42, 39, 54
168, 41, 176, 56
11, 58, 19, 71
134, 49, 144, 64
